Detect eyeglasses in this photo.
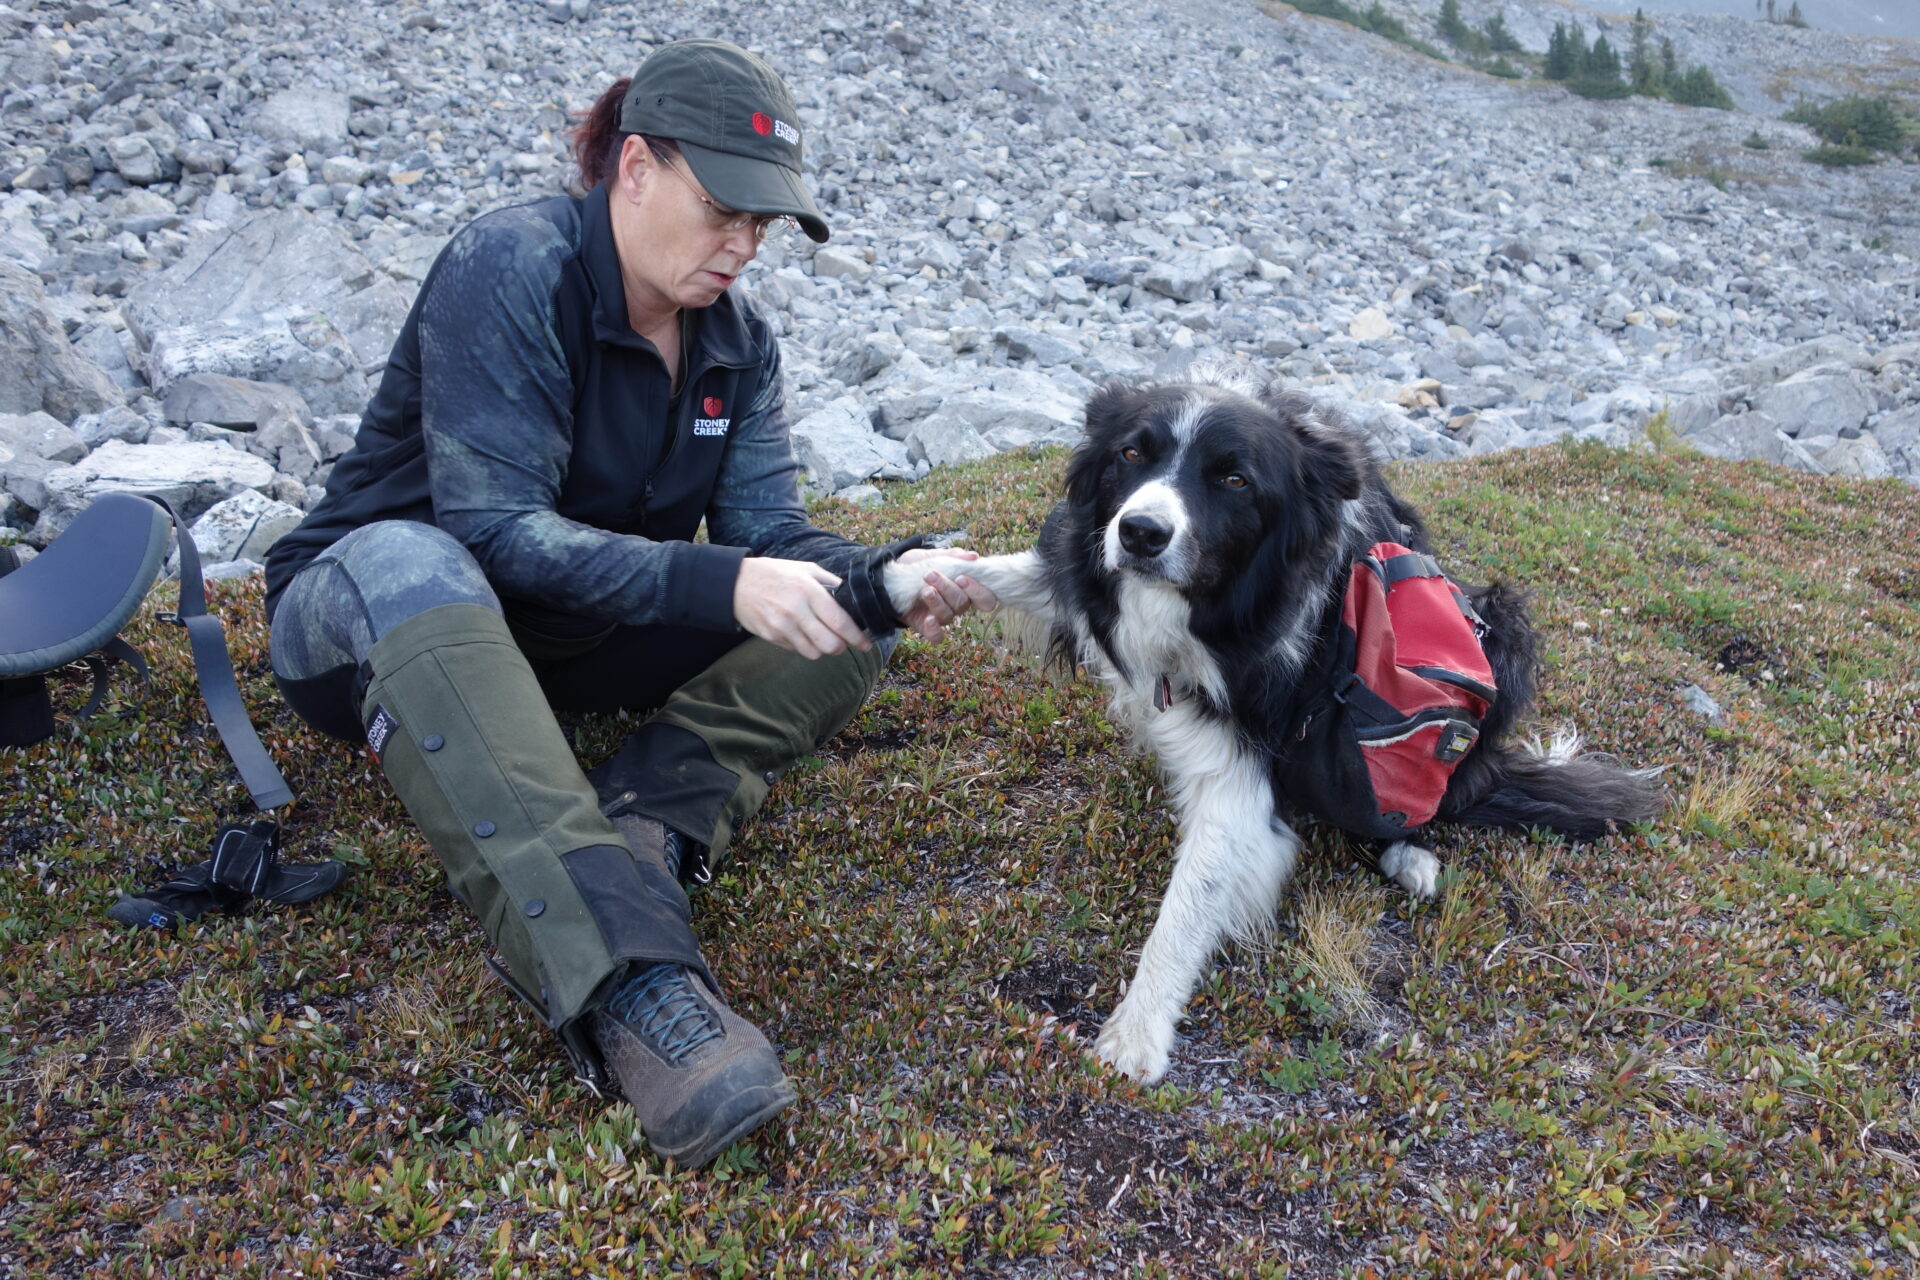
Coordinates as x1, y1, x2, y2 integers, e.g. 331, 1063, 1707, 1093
660, 159, 796, 242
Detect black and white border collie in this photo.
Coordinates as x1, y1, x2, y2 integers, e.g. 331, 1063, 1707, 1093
886, 374, 1664, 1084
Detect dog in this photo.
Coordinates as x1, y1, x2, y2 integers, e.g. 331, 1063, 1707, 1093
883, 374, 1664, 1084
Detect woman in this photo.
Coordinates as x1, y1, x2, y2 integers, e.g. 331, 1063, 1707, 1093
263, 39, 994, 1169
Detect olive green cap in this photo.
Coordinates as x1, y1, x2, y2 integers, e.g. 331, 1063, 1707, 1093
620, 39, 829, 243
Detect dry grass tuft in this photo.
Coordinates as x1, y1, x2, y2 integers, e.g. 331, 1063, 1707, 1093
1293, 883, 1389, 1031
1675, 753, 1775, 837
1498, 848, 1557, 922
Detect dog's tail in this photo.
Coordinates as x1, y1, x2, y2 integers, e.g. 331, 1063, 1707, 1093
1441, 729, 1666, 840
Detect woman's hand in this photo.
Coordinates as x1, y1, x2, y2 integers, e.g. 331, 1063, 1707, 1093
733, 557, 869, 659
896, 548, 1000, 641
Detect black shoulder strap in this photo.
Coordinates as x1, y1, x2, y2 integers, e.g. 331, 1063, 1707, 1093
150, 498, 293, 811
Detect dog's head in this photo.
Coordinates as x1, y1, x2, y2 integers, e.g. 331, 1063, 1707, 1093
1063, 379, 1368, 607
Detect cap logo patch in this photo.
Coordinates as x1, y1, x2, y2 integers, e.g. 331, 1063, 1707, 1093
751, 111, 772, 136
703, 396, 723, 417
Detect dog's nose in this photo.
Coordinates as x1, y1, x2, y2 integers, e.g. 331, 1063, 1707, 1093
1118, 514, 1172, 558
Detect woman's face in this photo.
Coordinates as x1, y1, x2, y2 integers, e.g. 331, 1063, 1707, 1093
612, 136, 762, 323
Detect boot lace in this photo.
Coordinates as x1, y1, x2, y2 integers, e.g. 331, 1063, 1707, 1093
602, 963, 722, 1063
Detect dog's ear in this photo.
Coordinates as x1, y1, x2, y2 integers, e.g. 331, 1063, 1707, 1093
1294, 416, 1368, 503
1065, 382, 1140, 507
1263, 392, 1368, 503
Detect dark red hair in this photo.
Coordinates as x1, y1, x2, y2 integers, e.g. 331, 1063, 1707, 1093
569, 78, 682, 192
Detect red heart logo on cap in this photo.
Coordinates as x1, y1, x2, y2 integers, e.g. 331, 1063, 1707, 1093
751, 112, 772, 136
703, 397, 723, 417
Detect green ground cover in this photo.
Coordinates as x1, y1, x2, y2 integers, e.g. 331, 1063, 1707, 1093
3, 439, 1916, 1277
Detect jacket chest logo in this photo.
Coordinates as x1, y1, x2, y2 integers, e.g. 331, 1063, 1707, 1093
693, 394, 729, 437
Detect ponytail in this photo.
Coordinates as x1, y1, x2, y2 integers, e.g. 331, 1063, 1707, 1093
568, 79, 683, 193
569, 78, 629, 191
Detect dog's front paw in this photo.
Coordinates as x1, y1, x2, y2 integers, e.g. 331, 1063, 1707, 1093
1092, 996, 1175, 1084
1379, 841, 1441, 899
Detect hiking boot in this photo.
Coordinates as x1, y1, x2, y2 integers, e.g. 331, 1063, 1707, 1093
588, 960, 797, 1168
606, 809, 709, 887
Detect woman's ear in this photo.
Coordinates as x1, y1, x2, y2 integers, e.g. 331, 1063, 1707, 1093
613, 134, 654, 204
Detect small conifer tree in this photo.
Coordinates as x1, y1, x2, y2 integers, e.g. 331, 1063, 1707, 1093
1545, 23, 1575, 80
1484, 12, 1522, 53
1670, 66, 1735, 109
1584, 34, 1623, 84
1629, 10, 1659, 95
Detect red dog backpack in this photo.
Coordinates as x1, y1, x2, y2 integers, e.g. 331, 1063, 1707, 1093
1286, 542, 1498, 841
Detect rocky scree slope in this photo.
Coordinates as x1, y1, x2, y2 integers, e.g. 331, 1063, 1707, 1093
0, 0, 1915, 571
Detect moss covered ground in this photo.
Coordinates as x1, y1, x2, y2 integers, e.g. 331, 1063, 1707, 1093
3, 439, 1916, 1277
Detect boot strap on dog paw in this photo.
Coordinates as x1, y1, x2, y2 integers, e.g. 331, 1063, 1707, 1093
208, 819, 280, 897
831, 534, 930, 636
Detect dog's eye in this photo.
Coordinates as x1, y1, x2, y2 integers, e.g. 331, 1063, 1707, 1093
1121, 446, 1143, 463
1222, 473, 1249, 489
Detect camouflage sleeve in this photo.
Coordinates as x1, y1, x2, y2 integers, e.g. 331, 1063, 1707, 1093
417, 215, 747, 631
704, 336, 865, 575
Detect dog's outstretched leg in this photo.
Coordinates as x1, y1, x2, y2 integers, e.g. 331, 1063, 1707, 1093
883, 550, 1056, 622
1093, 724, 1297, 1084
1377, 841, 1441, 899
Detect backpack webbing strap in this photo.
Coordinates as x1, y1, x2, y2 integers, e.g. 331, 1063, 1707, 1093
151, 498, 293, 811
1371, 550, 1487, 628
75, 637, 150, 721
1333, 670, 1409, 727
1372, 551, 1445, 585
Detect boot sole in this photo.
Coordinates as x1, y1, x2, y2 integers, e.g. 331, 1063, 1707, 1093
654, 1076, 799, 1170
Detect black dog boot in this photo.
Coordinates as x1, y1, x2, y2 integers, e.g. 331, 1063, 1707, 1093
107, 821, 346, 930
106, 862, 239, 931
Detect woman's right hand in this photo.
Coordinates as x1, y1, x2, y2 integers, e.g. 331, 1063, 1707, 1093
732, 557, 871, 659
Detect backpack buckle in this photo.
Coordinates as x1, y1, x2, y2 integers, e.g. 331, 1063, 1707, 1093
1434, 720, 1479, 762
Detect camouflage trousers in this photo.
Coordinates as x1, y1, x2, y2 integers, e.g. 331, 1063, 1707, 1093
267, 520, 888, 1042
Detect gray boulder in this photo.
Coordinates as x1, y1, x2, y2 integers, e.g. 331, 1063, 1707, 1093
1819, 435, 1892, 480
1686, 411, 1787, 465
1, 448, 60, 513
107, 133, 169, 185
906, 410, 998, 469
71, 405, 153, 449
69, 323, 143, 390
1735, 336, 1870, 388
907, 368, 1086, 453
186, 489, 307, 564
1659, 392, 1722, 438
1871, 405, 1920, 479
124, 210, 409, 382
33, 440, 277, 543
0, 202, 54, 272
163, 374, 313, 429
255, 88, 353, 152
142, 317, 367, 417
1751, 372, 1875, 439
251, 411, 324, 482
994, 326, 1083, 367
0, 260, 123, 421
1141, 251, 1219, 304
0, 411, 87, 464
789, 398, 910, 492
1346, 401, 1466, 462
812, 248, 873, 283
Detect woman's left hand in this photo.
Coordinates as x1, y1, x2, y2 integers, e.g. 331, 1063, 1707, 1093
896, 547, 999, 641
